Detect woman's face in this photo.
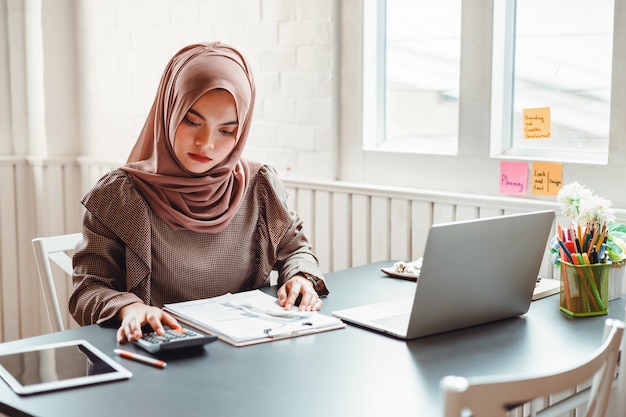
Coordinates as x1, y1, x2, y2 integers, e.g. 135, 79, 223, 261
173, 89, 239, 174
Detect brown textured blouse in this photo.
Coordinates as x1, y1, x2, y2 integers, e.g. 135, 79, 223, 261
70, 165, 327, 327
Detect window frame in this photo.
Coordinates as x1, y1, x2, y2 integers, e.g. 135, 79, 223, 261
362, 0, 461, 156
490, 0, 613, 165
338, 0, 626, 209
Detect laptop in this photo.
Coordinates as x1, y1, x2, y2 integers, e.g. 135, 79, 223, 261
332, 210, 555, 339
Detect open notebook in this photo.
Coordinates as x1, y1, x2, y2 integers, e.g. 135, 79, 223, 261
333, 210, 555, 339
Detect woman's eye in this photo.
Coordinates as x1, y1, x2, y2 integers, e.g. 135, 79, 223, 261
220, 129, 236, 136
184, 116, 201, 127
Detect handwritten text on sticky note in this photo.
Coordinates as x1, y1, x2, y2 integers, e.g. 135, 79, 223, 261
523, 107, 551, 139
499, 161, 528, 195
531, 162, 562, 196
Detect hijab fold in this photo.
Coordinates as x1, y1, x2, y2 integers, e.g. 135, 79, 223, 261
120, 42, 256, 233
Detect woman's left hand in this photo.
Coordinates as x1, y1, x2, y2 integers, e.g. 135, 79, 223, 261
277, 275, 323, 311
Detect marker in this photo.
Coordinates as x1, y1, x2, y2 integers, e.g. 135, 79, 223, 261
581, 252, 591, 265
114, 349, 167, 369
564, 240, 577, 256
574, 253, 583, 265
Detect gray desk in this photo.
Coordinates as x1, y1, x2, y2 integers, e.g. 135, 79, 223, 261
0, 261, 624, 417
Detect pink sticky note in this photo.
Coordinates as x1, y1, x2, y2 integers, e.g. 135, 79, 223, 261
499, 161, 528, 194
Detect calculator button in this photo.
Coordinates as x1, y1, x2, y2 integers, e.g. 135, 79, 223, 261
133, 327, 218, 354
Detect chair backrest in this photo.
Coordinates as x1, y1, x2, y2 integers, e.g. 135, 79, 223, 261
32, 233, 83, 332
614, 307, 626, 414
440, 318, 625, 417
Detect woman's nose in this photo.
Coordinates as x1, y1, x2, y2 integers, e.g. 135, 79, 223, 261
195, 135, 215, 149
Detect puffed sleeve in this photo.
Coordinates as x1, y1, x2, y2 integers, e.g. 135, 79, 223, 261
69, 170, 150, 326
256, 166, 329, 296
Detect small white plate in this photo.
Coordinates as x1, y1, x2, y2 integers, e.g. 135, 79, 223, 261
381, 267, 419, 281
381, 259, 422, 281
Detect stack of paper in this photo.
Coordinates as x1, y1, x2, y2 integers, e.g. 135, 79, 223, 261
163, 290, 345, 346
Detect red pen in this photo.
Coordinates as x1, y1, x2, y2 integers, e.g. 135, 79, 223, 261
114, 349, 167, 369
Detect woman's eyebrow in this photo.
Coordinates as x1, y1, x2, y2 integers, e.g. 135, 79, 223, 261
187, 108, 238, 126
187, 108, 206, 120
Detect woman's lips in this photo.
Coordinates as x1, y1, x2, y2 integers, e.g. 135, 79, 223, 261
189, 153, 212, 163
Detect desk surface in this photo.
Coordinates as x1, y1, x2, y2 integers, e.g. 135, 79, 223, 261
1, 261, 624, 417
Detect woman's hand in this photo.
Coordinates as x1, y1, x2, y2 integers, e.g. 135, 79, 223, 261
116, 302, 181, 344
277, 275, 323, 312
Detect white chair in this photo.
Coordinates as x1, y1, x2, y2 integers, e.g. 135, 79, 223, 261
441, 318, 624, 417
32, 233, 83, 332
611, 307, 626, 415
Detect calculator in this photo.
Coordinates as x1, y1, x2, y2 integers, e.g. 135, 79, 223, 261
133, 327, 218, 354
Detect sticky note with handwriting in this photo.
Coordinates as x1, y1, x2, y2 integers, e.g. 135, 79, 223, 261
523, 107, 551, 139
499, 161, 528, 195
531, 162, 562, 196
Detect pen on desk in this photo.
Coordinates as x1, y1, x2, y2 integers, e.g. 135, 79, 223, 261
114, 349, 167, 369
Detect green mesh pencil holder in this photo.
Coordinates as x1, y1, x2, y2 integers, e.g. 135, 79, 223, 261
559, 260, 610, 317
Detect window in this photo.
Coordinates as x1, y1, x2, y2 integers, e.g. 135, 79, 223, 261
491, 0, 614, 164
340, 0, 626, 206
363, 0, 462, 154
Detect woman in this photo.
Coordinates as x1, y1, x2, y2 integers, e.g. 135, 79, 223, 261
70, 42, 328, 344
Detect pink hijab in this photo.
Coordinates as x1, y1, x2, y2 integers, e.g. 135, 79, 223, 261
121, 42, 255, 233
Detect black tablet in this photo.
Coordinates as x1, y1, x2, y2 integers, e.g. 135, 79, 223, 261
0, 339, 132, 395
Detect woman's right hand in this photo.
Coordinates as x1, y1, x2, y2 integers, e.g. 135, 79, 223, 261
116, 302, 181, 344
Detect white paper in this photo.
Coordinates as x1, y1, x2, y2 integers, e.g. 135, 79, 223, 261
163, 290, 343, 344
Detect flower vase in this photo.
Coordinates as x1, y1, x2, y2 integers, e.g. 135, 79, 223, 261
608, 261, 625, 300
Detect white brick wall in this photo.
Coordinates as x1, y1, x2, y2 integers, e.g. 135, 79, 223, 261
73, 0, 337, 180
263, 0, 297, 21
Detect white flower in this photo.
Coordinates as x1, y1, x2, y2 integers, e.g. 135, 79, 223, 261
552, 182, 625, 264
556, 182, 593, 220
556, 182, 614, 224
577, 195, 615, 224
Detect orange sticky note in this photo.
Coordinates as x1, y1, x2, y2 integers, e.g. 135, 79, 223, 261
523, 107, 551, 139
499, 161, 528, 195
531, 162, 562, 196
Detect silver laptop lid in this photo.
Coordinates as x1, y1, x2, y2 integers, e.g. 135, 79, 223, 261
406, 210, 555, 338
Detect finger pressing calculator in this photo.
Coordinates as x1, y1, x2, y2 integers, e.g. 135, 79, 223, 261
133, 327, 218, 354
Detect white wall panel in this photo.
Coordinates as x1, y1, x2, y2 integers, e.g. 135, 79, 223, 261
331, 193, 350, 272
389, 198, 410, 261
370, 196, 390, 263
313, 191, 331, 273
0, 163, 20, 341
410, 201, 432, 261
351, 194, 370, 267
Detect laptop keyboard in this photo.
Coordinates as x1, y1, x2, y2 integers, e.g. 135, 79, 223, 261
371, 313, 410, 331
